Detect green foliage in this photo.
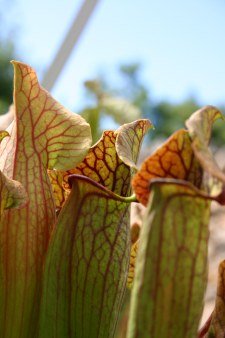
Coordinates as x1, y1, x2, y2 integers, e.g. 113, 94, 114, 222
80, 63, 225, 146
0, 0, 17, 114
0, 43, 14, 113
0, 62, 225, 338
154, 99, 225, 147
153, 98, 199, 138
80, 79, 142, 143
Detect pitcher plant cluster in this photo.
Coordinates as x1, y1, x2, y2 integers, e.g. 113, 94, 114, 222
0, 61, 224, 338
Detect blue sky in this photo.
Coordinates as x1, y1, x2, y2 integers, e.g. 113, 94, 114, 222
2, 0, 225, 111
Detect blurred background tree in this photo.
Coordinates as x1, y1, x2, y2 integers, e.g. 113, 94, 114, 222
153, 98, 199, 138
80, 63, 225, 146
0, 43, 14, 114
0, 0, 224, 147
0, 0, 15, 114
80, 73, 142, 143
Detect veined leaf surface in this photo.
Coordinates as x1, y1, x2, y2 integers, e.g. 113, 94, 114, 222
39, 175, 132, 338
115, 119, 152, 170
133, 106, 225, 206
186, 105, 225, 202
132, 129, 202, 205
49, 119, 151, 209
127, 180, 210, 338
0, 61, 91, 337
185, 105, 225, 183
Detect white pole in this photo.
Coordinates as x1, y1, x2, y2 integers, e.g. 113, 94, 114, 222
42, 0, 100, 91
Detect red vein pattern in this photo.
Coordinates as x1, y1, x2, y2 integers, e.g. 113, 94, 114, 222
186, 105, 225, 194
127, 180, 210, 338
0, 61, 91, 338
39, 175, 131, 338
48, 130, 130, 209
66, 130, 131, 196
132, 129, 202, 206
115, 119, 152, 169
49, 119, 151, 210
